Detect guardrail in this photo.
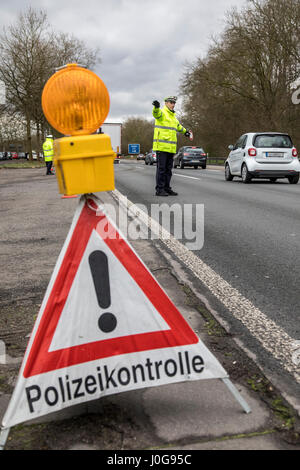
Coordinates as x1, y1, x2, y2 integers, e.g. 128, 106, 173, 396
121, 155, 227, 166
207, 157, 226, 166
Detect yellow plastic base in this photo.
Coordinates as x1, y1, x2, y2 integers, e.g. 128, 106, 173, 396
53, 134, 115, 195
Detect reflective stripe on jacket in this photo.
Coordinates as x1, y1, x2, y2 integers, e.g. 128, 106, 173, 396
152, 105, 186, 153
43, 138, 54, 161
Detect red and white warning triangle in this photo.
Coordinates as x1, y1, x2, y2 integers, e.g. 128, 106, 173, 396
2, 196, 227, 429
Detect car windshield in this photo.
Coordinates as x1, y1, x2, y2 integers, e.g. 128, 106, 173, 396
254, 134, 292, 148
185, 148, 204, 154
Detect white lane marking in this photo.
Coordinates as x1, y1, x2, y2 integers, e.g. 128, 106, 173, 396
113, 189, 300, 384
132, 164, 222, 178
173, 173, 201, 180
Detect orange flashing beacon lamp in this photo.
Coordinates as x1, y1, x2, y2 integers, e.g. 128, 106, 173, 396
41, 63, 115, 195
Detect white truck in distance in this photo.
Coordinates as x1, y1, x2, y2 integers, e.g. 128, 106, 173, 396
98, 123, 122, 162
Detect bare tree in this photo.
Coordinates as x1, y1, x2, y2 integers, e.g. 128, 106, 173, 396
0, 7, 101, 158
0, 8, 52, 158
53, 32, 100, 70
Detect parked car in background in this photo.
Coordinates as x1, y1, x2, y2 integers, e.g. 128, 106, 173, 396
225, 132, 300, 184
137, 153, 145, 160
114, 154, 121, 164
26, 152, 42, 160
27, 152, 37, 160
145, 151, 157, 165
12, 152, 18, 159
18, 152, 26, 159
0, 152, 5, 160
173, 146, 207, 169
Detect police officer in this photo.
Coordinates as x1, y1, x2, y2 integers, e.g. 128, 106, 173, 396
43, 135, 54, 175
152, 96, 191, 196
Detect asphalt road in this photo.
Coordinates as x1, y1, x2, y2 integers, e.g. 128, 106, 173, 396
114, 160, 300, 402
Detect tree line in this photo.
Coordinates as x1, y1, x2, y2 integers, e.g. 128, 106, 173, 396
0, 7, 100, 158
122, 0, 300, 157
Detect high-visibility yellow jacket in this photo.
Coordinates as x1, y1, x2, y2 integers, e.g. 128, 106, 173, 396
43, 138, 54, 162
152, 105, 186, 154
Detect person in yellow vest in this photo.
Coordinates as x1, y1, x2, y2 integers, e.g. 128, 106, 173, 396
43, 135, 54, 175
152, 96, 192, 196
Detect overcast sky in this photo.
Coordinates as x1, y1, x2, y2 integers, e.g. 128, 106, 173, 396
0, 0, 247, 123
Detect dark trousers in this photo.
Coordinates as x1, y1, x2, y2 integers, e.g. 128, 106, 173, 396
46, 161, 53, 174
156, 151, 174, 192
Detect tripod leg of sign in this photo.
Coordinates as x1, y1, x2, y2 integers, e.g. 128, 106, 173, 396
222, 378, 251, 414
0, 427, 10, 450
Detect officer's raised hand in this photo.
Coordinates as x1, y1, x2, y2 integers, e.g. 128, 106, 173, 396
152, 100, 160, 108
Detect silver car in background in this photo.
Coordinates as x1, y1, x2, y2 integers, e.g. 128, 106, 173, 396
225, 132, 300, 184
145, 151, 157, 165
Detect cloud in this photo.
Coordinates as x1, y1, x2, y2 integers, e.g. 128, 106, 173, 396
0, 0, 247, 122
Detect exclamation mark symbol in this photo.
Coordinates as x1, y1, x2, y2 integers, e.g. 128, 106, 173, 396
89, 250, 117, 333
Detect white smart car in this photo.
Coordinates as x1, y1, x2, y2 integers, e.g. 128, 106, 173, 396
225, 132, 300, 184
